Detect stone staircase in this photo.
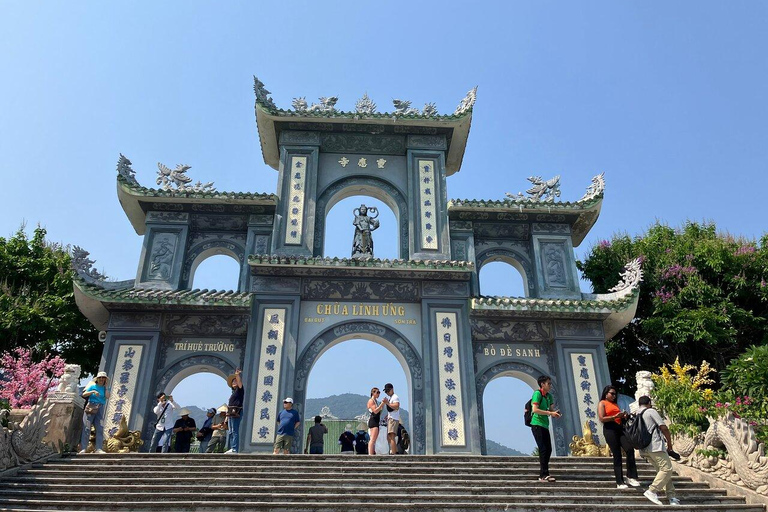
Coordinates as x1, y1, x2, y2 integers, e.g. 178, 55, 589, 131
0, 454, 764, 511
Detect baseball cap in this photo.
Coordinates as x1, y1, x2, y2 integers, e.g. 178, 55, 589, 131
283, 397, 294, 403
383, 383, 393, 391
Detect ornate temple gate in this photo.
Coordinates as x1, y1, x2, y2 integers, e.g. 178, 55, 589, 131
73, 77, 641, 454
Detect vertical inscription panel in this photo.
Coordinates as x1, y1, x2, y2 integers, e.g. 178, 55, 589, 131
436, 311, 465, 446
285, 156, 307, 245
251, 308, 286, 444
105, 345, 144, 437
418, 159, 438, 250
570, 353, 600, 444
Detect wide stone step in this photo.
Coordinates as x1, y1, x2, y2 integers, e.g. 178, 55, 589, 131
0, 499, 763, 512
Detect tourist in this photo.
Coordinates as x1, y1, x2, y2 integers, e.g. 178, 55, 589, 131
339, 424, 356, 454
173, 408, 197, 453
637, 396, 681, 506
598, 385, 640, 489
196, 408, 216, 453
225, 369, 244, 453
149, 392, 179, 453
79, 371, 110, 454
305, 415, 328, 454
354, 425, 369, 455
274, 397, 301, 454
530, 375, 561, 482
206, 405, 228, 453
381, 382, 400, 455
366, 387, 384, 455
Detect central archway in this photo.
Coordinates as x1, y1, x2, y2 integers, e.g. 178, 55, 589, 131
294, 320, 425, 454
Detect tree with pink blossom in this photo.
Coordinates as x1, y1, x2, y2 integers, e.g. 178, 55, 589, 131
0, 347, 65, 409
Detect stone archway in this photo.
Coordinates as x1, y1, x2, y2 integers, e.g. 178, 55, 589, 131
476, 247, 534, 295
294, 320, 425, 454
142, 354, 236, 444
314, 176, 409, 259
181, 240, 245, 290
475, 361, 564, 455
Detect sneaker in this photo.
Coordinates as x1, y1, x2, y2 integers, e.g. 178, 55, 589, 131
669, 498, 682, 506
537, 477, 550, 482
78, 449, 87, 454
94, 449, 106, 454
626, 478, 641, 487
224, 449, 237, 454
616, 483, 629, 489
643, 490, 662, 505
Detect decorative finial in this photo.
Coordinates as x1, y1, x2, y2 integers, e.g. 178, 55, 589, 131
156, 163, 216, 194
609, 258, 644, 293
580, 172, 606, 201
355, 93, 377, 115
72, 246, 107, 282
116, 154, 139, 186
253, 75, 277, 111
454, 86, 478, 115
306, 96, 338, 113
422, 102, 438, 117
392, 99, 419, 115
291, 97, 308, 113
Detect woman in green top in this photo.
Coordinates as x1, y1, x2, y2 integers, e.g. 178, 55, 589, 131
530, 375, 561, 481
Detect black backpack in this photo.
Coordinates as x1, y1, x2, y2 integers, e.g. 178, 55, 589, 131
398, 426, 410, 453
354, 432, 368, 454
524, 399, 533, 427
623, 408, 657, 449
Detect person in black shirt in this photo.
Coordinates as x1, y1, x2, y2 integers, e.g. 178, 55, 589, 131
173, 408, 196, 453
225, 369, 244, 453
339, 424, 355, 454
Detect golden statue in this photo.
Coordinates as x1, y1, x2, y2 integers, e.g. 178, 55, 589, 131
569, 421, 611, 457
86, 416, 144, 453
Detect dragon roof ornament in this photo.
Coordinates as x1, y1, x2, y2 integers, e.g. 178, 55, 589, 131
156, 163, 216, 194
253, 75, 277, 111
116, 154, 138, 187
453, 86, 478, 115
608, 258, 643, 293
580, 172, 606, 202
72, 246, 107, 283
506, 175, 562, 202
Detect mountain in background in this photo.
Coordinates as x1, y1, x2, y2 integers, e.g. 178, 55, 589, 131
180, 396, 528, 455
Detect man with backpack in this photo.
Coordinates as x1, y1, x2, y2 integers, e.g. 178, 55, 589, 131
636, 396, 681, 506
354, 426, 369, 455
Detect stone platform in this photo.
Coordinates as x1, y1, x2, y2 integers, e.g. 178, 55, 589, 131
0, 454, 764, 511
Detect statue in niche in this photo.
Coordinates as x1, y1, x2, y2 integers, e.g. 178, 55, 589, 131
351, 204, 380, 259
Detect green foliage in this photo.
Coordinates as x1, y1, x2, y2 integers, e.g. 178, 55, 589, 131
696, 448, 727, 459
721, 345, 768, 402
0, 226, 100, 374
578, 221, 768, 392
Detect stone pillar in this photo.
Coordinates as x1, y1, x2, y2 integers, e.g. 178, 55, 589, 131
242, 214, 273, 291
43, 394, 85, 452
531, 224, 581, 299
271, 131, 321, 257
407, 135, 451, 260
135, 212, 191, 290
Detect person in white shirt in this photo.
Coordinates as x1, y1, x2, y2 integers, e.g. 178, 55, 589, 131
149, 392, 179, 453
637, 396, 681, 506
381, 382, 400, 455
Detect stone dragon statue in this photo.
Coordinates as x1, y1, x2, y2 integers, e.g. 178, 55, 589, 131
506, 175, 561, 202
570, 421, 611, 457
454, 86, 478, 115
116, 153, 139, 186
1, 401, 56, 471
580, 172, 606, 202
156, 163, 215, 194
71, 246, 107, 282
253, 75, 277, 111
307, 97, 338, 114
392, 99, 420, 116
84, 416, 143, 454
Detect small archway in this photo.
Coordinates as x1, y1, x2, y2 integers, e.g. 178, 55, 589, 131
188, 249, 242, 291
315, 177, 409, 259
294, 320, 424, 454
479, 261, 528, 298
476, 248, 534, 296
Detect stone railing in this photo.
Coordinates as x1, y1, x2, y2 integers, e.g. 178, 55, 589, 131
632, 370, 768, 497
0, 401, 57, 472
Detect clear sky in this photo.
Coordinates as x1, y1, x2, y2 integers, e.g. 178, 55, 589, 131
2, 2, 766, 454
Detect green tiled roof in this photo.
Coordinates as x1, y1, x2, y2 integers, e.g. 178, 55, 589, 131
74, 279, 252, 308
248, 255, 475, 271
448, 195, 602, 211
117, 175, 277, 202
471, 290, 638, 313
258, 104, 472, 121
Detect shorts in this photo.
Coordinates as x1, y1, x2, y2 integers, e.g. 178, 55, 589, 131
274, 434, 293, 451
387, 417, 400, 435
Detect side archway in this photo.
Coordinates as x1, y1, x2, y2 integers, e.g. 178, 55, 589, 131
475, 361, 563, 455
314, 177, 409, 259
294, 320, 425, 454
182, 242, 245, 290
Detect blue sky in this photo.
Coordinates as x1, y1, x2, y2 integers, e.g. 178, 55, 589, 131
2, 2, 766, 454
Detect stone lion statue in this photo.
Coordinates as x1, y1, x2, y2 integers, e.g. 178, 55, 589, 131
55, 364, 81, 394
630, 370, 655, 412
